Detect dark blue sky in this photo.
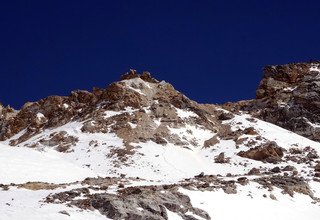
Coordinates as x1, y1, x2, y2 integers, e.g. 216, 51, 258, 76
1, 0, 320, 109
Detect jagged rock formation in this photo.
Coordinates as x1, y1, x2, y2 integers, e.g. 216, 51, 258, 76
0, 70, 219, 148
223, 61, 320, 142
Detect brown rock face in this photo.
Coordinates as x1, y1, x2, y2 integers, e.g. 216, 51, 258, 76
2, 95, 81, 144
0, 70, 219, 150
255, 62, 320, 141
0, 71, 142, 143
224, 61, 320, 142
120, 69, 159, 83
120, 69, 139, 80
238, 142, 284, 163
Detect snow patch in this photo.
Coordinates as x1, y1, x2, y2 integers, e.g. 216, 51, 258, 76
303, 117, 320, 128
168, 124, 213, 148
121, 77, 154, 96
185, 211, 206, 220
36, 113, 45, 121
166, 208, 183, 220
310, 64, 320, 73
175, 108, 198, 119
224, 113, 320, 152
104, 107, 137, 119
128, 122, 137, 129
283, 86, 297, 92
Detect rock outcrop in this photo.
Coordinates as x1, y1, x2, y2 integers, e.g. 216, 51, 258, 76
223, 61, 320, 142
0, 70, 221, 154
238, 142, 284, 163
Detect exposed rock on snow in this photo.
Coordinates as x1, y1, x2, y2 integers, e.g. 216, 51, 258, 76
224, 61, 320, 142
238, 141, 284, 163
1, 66, 320, 219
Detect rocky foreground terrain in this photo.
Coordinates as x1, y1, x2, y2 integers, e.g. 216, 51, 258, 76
1, 63, 320, 219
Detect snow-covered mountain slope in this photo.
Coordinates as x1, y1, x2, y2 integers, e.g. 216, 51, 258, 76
3, 107, 319, 183
1, 69, 320, 219
0, 186, 109, 220
0, 142, 97, 184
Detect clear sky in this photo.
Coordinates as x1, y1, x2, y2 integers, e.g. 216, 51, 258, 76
1, 0, 320, 109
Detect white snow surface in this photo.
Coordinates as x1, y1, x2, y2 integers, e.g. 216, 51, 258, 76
179, 184, 320, 220
175, 107, 198, 118
166, 208, 183, 220
104, 106, 137, 118
283, 86, 297, 92
2, 121, 126, 178
36, 112, 45, 120
0, 143, 96, 184
0, 187, 109, 220
226, 113, 320, 153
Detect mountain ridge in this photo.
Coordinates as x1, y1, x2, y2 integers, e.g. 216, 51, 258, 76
1, 62, 320, 219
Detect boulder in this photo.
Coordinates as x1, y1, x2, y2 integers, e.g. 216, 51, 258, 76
238, 142, 284, 163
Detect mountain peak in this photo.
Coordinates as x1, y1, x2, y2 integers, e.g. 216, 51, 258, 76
120, 69, 159, 83
0, 70, 198, 146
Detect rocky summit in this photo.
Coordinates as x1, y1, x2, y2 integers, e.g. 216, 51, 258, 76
1, 64, 320, 220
